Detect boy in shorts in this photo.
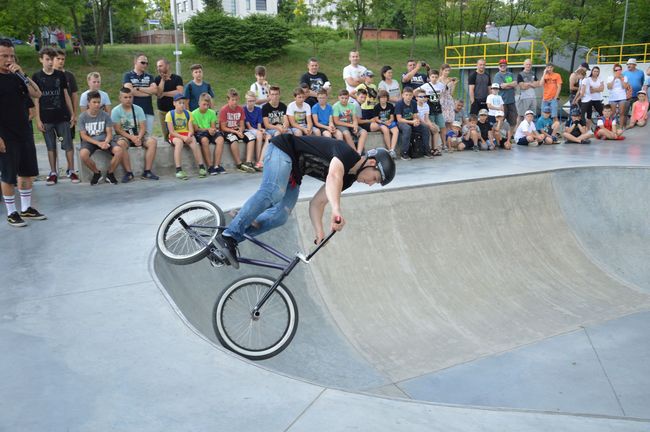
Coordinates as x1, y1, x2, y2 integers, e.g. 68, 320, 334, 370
492, 110, 512, 149
0, 38, 46, 226
461, 115, 481, 151
111, 87, 159, 181
219, 88, 256, 173
563, 108, 593, 144
244, 90, 268, 170
78, 91, 123, 185
333, 89, 367, 154
595, 104, 625, 140
192, 92, 225, 175
287, 87, 318, 136
262, 86, 290, 137
372, 89, 399, 157
477, 109, 496, 150
514, 110, 544, 146
535, 106, 560, 144
166, 94, 207, 179
446, 121, 463, 152
311, 89, 341, 139
32, 47, 77, 185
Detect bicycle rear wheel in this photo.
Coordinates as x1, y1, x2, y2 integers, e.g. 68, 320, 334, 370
156, 200, 225, 265
214, 276, 298, 360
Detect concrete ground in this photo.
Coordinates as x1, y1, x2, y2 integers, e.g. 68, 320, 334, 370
1, 129, 649, 431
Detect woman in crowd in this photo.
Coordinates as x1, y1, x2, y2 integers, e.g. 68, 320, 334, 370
378, 66, 401, 103
607, 63, 632, 127
576, 66, 604, 129
439, 63, 458, 129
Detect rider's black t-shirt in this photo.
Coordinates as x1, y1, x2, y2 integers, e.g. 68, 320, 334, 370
271, 134, 361, 189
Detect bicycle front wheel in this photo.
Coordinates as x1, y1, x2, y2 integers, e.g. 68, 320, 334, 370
214, 276, 298, 360
156, 200, 225, 265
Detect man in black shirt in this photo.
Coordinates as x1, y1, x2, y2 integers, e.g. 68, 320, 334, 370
155, 58, 183, 141
468, 58, 492, 115
401, 59, 429, 89
299, 57, 330, 107
214, 135, 396, 268
54, 48, 80, 183
32, 46, 76, 185
0, 39, 46, 227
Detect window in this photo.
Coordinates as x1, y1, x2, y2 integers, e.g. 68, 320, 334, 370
246, 0, 251, 10
190, 0, 193, 9
255, 0, 266, 10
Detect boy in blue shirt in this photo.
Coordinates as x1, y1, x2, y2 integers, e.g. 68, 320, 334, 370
311, 89, 341, 139
535, 106, 559, 144
184, 64, 214, 111
395, 86, 431, 159
244, 90, 268, 170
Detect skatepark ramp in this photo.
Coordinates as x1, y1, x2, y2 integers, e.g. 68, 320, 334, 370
153, 166, 650, 397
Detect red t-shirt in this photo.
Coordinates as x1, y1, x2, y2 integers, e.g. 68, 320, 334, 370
219, 105, 245, 130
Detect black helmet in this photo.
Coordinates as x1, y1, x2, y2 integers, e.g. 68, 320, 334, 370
365, 148, 396, 186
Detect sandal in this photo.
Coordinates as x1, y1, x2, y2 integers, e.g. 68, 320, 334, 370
432, 148, 443, 156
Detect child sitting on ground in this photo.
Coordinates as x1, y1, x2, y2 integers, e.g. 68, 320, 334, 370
563, 108, 594, 144
492, 110, 512, 150
594, 104, 624, 140
514, 110, 544, 147
627, 90, 648, 129
446, 121, 463, 152
166, 94, 207, 179
535, 106, 560, 144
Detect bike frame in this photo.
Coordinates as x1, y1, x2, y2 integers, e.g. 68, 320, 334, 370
179, 219, 336, 316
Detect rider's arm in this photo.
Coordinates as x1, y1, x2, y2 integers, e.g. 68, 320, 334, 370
325, 157, 345, 230
309, 185, 328, 242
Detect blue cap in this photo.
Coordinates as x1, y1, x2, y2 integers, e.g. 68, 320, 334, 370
173, 93, 185, 101
542, 106, 551, 113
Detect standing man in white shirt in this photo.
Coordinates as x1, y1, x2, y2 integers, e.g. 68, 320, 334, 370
342, 51, 367, 107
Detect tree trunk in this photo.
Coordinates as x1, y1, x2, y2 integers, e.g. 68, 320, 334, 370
69, 6, 90, 65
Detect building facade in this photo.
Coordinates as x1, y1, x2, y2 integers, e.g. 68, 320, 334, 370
171, 0, 278, 23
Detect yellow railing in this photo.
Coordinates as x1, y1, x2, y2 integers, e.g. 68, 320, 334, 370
586, 43, 650, 65
444, 40, 549, 68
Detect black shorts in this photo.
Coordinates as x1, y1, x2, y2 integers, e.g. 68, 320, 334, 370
224, 132, 251, 144
358, 123, 371, 132
195, 131, 223, 144
0, 137, 39, 184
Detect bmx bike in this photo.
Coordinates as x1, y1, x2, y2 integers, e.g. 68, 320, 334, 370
156, 200, 336, 360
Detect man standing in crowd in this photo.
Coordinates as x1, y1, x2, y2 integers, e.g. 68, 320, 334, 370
155, 58, 183, 142
541, 63, 562, 122
623, 58, 646, 124
517, 59, 540, 123
300, 57, 329, 107
401, 59, 429, 90
493, 59, 518, 128
123, 53, 157, 137
569, 62, 590, 105
343, 50, 367, 104
468, 58, 491, 115
32, 47, 77, 185
0, 39, 46, 226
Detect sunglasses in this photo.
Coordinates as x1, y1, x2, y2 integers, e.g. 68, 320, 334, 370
417, 95, 427, 98
614, 68, 622, 71
140, 61, 149, 65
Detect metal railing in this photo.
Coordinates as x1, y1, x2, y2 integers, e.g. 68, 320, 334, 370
586, 43, 650, 64
444, 39, 549, 68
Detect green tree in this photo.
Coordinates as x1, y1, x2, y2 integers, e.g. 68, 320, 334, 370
203, 0, 224, 11
147, 0, 174, 29
319, 0, 372, 50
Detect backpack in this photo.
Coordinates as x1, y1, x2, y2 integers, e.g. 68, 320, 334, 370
171, 110, 190, 130
408, 130, 426, 158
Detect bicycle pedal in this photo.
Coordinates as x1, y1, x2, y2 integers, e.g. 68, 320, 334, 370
209, 246, 230, 265
209, 255, 225, 268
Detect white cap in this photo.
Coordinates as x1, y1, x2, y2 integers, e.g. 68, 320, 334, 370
627, 58, 637, 65
478, 108, 489, 115
524, 110, 535, 116
452, 121, 462, 127
495, 110, 504, 117
491, 83, 501, 89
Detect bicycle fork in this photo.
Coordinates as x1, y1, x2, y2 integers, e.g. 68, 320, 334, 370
251, 257, 300, 319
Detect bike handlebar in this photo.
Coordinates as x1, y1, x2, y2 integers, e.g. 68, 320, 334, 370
306, 223, 339, 261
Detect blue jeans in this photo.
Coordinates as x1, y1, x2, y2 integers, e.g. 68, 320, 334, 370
541, 99, 558, 118
223, 143, 300, 243
397, 122, 431, 155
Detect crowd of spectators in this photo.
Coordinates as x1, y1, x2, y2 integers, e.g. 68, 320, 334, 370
11, 45, 650, 187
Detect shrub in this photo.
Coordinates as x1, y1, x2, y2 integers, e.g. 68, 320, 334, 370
186, 12, 292, 63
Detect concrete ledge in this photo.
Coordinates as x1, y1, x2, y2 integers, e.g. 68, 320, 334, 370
75, 132, 387, 182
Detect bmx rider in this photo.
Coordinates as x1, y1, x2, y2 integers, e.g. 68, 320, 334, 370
216, 134, 396, 267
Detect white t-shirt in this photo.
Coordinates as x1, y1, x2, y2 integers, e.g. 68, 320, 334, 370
378, 79, 401, 100
514, 119, 536, 141
80, 90, 112, 109
343, 64, 367, 93
486, 93, 504, 116
416, 102, 430, 120
286, 101, 312, 127
607, 75, 628, 102
250, 81, 269, 106
581, 77, 603, 102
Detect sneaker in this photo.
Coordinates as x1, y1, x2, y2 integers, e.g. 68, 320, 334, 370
581, 139, 592, 144
46, 173, 57, 185
215, 234, 239, 269
254, 161, 264, 171
198, 167, 207, 178
90, 171, 102, 186
141, 171, 159, 180
215, 165, 226, 174
423, 153, 433, 159
122, 172, 134, 183
67, 170, 80, 184
105, 172, 118, 185
400, 153, 411, 161
175, 170, 189, 180
237, 163, 256, 173
208, 166, 219, 176
473, 144, 480, 152
389, 150, 397, 159
19, 207, 47, 220
7, 211, 26, 227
